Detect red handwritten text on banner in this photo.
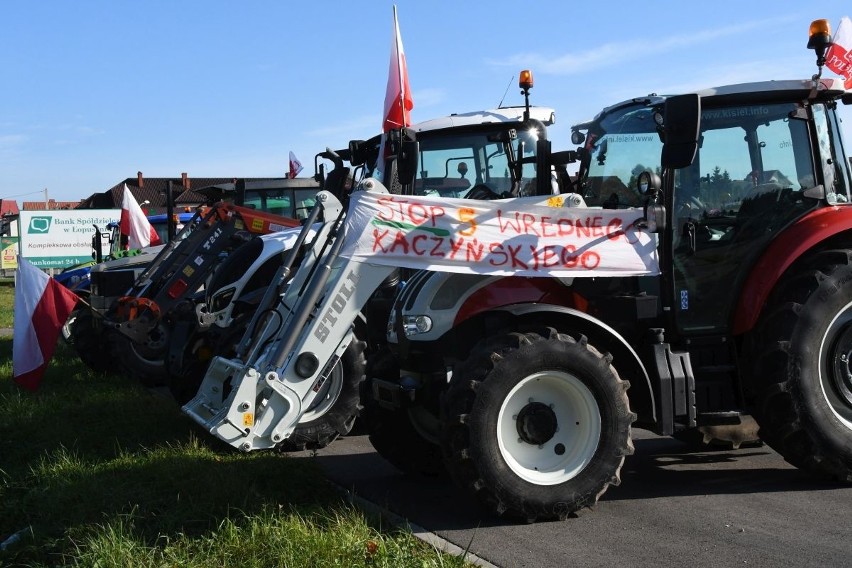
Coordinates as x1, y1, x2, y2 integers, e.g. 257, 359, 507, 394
341, 192, 659, 277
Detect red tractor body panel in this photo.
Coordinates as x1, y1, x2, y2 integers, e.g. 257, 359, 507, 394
733, 206, 852, 334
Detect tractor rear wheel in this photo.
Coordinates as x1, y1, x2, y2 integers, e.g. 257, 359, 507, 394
441, 328, 635, 521
750, 249, 852, 481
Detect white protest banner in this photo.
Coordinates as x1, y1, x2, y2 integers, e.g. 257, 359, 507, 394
340, 192, 659, 277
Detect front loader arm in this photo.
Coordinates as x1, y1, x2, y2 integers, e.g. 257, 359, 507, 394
183, 181, 396, 451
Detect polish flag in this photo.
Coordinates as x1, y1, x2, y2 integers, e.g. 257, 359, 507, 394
12, 256, 80, 390
377, 5, 414, 176
120, 184, 162, 249
382, 5, 413, 132
826, 17, 852, 89
289, 151, 304, 178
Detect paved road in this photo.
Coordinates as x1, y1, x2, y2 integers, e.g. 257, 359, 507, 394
292, 429, 852, 568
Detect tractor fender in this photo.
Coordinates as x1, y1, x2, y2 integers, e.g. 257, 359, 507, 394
733, 206, 852, 335
499, 302, 656, 424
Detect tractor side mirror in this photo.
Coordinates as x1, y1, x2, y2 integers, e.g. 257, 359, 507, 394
396, 129, 419, 188
661, 94, 701, 169
348, 140, 366, 167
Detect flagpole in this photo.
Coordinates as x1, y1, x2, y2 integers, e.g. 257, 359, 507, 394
394, 5, 405, 126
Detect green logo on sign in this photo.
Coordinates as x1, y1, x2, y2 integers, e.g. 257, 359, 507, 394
28, 217, 52, 233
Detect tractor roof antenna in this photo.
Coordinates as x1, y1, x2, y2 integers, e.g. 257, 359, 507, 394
807, 19, 833, 88
519, 69, 533, 122
497, 74, 515, 108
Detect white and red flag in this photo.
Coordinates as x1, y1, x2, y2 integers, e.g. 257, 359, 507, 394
826, 16, 852, 89
119, 184, 161, 249
289, 151, 304, 178
12, 256, 80, 390
382, 5, 413, 133
377, 5, 414, 176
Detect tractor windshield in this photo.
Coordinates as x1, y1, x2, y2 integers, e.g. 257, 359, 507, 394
573, 101, 664, 208
413, 123, 545, 198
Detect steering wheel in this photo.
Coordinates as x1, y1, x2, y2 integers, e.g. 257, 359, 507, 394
466, 184, 501, 200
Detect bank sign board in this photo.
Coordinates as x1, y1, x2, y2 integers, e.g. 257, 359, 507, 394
18, 210, 120, 269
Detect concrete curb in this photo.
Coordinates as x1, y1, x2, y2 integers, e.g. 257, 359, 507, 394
334, 482, 499, 568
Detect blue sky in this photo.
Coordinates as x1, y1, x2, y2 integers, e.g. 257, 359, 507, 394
1, 1, 850, 203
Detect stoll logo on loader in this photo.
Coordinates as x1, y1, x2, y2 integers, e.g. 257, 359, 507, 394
27, 216, 52, 234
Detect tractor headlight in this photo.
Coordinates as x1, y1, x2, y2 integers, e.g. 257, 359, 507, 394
402, 315, 433, 337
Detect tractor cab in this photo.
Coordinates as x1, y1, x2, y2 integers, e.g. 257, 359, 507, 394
357, 70, 558, 199
571, 78, 852, 339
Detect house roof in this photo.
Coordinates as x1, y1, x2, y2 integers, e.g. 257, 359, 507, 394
78, 176, 239, 210
0, 199, 20, 216
21, 199, 81, 211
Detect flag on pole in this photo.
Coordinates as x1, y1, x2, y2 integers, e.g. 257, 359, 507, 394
377, 5, 414, 178
289, 151, 304, 178
12, 256, 80, 390
826, 16, 852, 89
382, 5, 414, 133
119, 184, 162, 249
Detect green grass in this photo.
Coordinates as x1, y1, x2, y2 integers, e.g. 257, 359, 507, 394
0, 283, 12, 328
0, 301, 472, 566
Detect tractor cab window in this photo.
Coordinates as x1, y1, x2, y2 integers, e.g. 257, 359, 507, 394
292, 189, 318, 221
243, 190, 293, 217
813, 104, 851, 203
413, 126, 542, 198
576, 105, 663, 209
672, 102, 819, 333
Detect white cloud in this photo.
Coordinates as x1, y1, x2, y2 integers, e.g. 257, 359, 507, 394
489, 16, 799, 76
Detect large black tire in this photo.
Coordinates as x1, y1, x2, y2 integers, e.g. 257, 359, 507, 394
107, 324, 169, 388
362, 350, 445, 477
277, 335, 367, 452
750, 249, 852, 481
441, 328, 635, 521
69, 307, 116, 374
167, 314, 252, 405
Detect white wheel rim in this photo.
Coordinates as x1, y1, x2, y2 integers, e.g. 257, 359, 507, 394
497, 370, 601, 485
819, 299, 852, 430
300, 359, 343, 423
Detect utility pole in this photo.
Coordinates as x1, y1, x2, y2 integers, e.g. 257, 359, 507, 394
44, 187, 49, 210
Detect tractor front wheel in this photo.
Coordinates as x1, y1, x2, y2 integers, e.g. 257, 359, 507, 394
277, 334, 366, 452
107, 324, 169, 388
167, 314, 252, 405
362, 350, 445, 477
69, 308, 115, 374
441, 328, 635, 521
